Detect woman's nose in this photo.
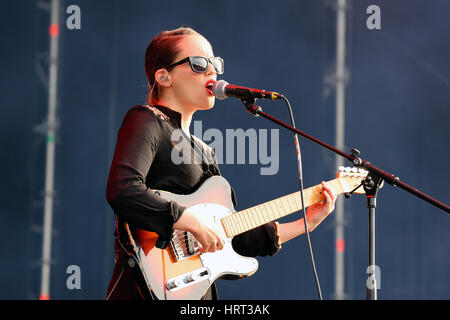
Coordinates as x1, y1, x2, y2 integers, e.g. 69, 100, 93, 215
206, 59, 216, 75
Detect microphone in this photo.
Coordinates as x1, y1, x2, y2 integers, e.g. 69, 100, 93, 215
211, 80, 283, 100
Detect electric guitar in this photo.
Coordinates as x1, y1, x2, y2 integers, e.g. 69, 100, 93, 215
120, 167, 370, 300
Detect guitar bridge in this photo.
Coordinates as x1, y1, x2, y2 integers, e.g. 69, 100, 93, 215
169, 230, 201, 262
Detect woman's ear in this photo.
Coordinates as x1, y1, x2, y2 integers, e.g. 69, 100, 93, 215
154, 69, 171, 87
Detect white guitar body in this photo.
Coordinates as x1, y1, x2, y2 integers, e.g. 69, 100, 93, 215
134, 176, 258, 300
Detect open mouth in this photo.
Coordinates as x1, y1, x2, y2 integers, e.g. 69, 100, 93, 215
205, 80, 215, 95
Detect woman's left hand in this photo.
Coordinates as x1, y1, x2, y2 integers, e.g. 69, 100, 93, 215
304, 181, 338, 232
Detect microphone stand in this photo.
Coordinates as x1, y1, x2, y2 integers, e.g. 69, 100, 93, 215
240, 97, 450, 300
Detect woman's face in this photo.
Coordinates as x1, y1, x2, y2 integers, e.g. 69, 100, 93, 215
166, 35, 218, 111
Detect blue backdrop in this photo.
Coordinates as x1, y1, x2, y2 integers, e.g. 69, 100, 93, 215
1, 0, 449, 299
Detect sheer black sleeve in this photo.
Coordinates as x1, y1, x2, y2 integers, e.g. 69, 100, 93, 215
232, 222, 281, 257
106, 106, 186, 248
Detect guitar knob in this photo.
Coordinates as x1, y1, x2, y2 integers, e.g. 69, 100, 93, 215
167, 279, 181, 290
185, 273, 199, 283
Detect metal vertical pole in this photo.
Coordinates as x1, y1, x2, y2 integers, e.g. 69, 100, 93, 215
39, 0, 60, 300
104, 0, 121, 293
334, 0, 348, 300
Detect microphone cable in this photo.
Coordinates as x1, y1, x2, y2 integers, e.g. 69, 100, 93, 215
232, 82, 324, 299
280, 95, 323, 300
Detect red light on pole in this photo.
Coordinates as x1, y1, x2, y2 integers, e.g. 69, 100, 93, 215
49, 23, 59, 37
336, 238, 345, 253
39, 293, 50, 300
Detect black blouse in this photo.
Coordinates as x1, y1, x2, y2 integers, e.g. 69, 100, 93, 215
106, 104, 280, 257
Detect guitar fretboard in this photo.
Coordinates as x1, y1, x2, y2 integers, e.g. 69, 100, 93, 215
220, 179, 344, 237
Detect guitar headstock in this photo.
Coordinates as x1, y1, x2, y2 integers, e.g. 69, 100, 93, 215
336, 166, 368, 194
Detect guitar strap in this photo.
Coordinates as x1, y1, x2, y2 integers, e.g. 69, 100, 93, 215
106, 215, 158, 300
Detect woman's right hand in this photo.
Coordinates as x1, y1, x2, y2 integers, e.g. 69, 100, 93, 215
173, 209, 223, 253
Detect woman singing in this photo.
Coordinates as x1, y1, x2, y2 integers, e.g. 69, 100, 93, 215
105, 27, 337, 300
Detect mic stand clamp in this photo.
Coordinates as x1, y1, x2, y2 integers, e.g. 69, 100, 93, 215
241, 98, 262, 117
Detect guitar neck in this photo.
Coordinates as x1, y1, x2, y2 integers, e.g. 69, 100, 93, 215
220, 178, 344, 237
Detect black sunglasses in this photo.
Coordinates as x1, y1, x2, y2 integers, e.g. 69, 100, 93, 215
167, 56, 224, 74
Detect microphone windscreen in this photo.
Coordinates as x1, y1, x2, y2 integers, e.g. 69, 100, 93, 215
211, 80, 229, 100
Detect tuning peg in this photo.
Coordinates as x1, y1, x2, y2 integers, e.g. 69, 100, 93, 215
351, 148, 360, 156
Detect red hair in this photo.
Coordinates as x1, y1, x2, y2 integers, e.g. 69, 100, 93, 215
144, 27, 202, 105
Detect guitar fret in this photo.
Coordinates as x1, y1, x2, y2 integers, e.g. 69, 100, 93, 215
240, 210, 252, 230
258, 205, 267, 224
317, 186, 324, 202
235, 212, 244, 233
262, 203, 272, 223
286, 195, 294, 212
227, 216, 234, 236
248, 209, 257, 229
314, 187, 321, 203
254, 206, 262, 226
266, 202, 275, 221
308, 187, 315, 204
229, 214, 238, 236
261, 203, 271, 223
274, 199, 283, 218
288, 194, 298, 212
312, 188, 318, 205
247, 209, 256, 230
278, 197, 285, 214
250, 208, 259, 229
276, 199, 285, 217
260, 205, 267, 224
268, 201, 278, 220
282, 196, 291, 214
224, 216, 233, 236
310, 187, 316, 204
246, 209, 255, 230
233, 213, 241, 235
299, 188, 312, 209
242, 210, 251, 232
241, 213, 248, 232
233, 215, 240, 235
235, 214, 244, 234
298, 193, 304, 209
